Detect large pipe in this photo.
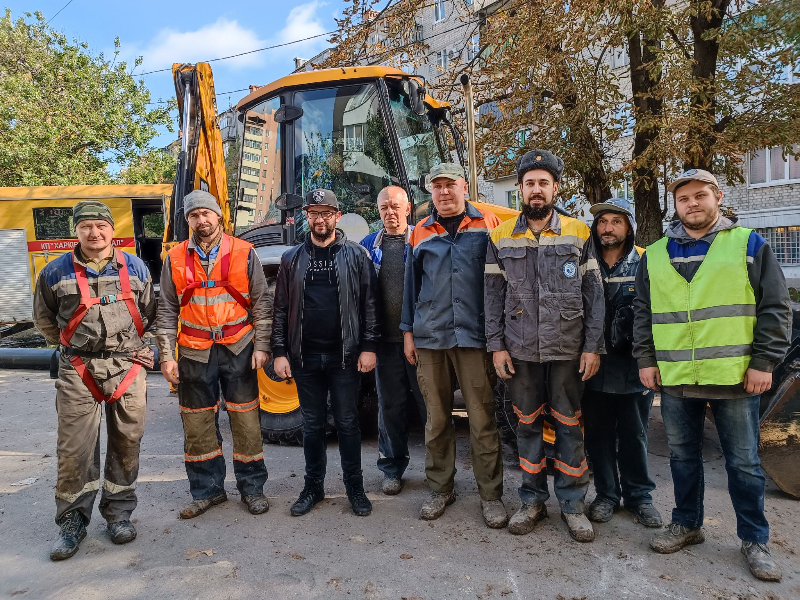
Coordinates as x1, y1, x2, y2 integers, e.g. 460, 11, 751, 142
459, 74, 479, 204
0, 348, 56, 370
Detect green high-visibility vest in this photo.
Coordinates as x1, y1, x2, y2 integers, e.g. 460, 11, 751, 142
647, 227, 756, 386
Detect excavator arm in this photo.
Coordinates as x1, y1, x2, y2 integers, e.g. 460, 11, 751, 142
165, 62, 232, 245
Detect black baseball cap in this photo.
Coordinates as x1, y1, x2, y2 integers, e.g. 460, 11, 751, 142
304, 188, 339, 210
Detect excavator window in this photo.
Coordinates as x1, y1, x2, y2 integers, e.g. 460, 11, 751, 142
292, 83, 399, 244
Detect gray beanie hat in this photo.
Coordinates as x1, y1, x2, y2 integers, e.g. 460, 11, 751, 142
183, 190, 223, 218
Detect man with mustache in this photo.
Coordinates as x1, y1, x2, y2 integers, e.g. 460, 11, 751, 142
582, 198, 661, 529
484, 150, 605, 542
272, 189, 380, 517
34, 200, 156, 560
360, 186, 427, 496
633, 169, 791, 581
157, 190, 271, 520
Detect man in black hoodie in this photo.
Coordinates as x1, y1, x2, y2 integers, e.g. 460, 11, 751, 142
271, 189, 380, 517
583, 198, 661, 529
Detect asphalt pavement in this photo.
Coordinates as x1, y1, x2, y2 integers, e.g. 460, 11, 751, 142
0, 369, 798, 600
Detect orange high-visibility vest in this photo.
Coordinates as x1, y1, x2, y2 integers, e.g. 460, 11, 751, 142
169, 233, 253, 350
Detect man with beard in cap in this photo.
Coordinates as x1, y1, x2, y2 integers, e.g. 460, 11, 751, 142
484, 150, 605, 542
271, 188, 380, 517
582, 199, 661, 529
157, 190, 272, 520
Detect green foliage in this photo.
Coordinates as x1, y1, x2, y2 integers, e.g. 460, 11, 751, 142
0, 10, 174, 187
118, 149, 177, 184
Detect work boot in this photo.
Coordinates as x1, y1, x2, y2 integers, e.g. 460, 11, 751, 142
481, 499, 509, 529
626, 503, 663, 528
241, 494, 270, 515
107, 520, 137, 545
50, 511, 87, 561
587, 497, 617, 523
741, 541, 782, 582
419, 491, 456, 520
179, 492, 228, 519
346, 479, 372, 517
290, 484, 325, 516
381, 476, 402, 496
561, 511, 595, 542
650, 523, 705, 554
508, 503, 547, 535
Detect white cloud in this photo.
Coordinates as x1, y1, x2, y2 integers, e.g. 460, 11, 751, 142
134, 3, 328, 73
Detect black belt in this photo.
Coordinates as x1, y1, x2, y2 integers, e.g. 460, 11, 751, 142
59, 345, 135, 360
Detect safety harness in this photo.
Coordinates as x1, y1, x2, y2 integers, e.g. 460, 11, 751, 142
178, 235, 251, 341
60, 250, 145, 404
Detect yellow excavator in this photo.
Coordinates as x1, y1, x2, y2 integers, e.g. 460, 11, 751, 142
164, 62, 800, 497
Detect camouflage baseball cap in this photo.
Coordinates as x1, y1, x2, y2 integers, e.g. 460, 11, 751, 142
426, 162, 466, 187
73, 200, 114, 227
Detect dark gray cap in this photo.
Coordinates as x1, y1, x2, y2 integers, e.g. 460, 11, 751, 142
516, 149, 564, 183
304, 188, 339, 210
184, 190, 223, 218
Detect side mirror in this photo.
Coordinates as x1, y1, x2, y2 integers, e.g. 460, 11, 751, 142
275, 193, 304, 211
404, 78, 427, 116
418, 174, 429, 193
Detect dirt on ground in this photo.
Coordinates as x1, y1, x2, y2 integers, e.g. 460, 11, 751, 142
0, 369, 798, 600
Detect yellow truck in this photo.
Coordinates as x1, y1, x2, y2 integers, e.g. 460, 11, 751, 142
0, 184, 171, 325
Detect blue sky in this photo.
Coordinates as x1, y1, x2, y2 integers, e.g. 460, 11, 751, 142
5, 1, 348, 146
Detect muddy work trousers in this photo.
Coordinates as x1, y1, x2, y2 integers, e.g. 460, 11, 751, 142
178, 341, 267, 500
507, 359, 589, 514
54, 361, 146, 524
416, 347, 503, 501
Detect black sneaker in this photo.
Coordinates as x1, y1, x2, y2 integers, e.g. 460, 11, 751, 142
346, 484, 372, 517
290, 484, 325, 516
50, 511, 87, 561
107, 520, 137, 545
626, 503, 663, 528
587, 497, 618, 523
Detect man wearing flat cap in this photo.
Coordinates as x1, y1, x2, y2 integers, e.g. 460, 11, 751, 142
157, 190, 272, 520
271, 188, 380, 517
34, 200, 157, 559
401, 163, 508, 528
484, 150, 605, 542
633, 169, 790, 581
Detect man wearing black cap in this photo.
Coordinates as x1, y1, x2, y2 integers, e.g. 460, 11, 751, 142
484, 150, 605, 542
583, 198, 661, 529
272, 188, 380, 517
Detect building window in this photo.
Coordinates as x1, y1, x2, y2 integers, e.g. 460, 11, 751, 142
244, 139, 262, 150
243, 194, 256, 203
506, 189, 522, 210
264, 142, 269, 151
756, 227, 800, 265
243, 151, 260, 163
264, 156, 269, 164
749, 146, 800, 186
219, 116, 229, 129
344, 124, 364, 152
241, 166, 260, 177
265, 130, 271, 137
414, 24, 424, 42
611, 47, 629, 69
263, 169, 268, 177
261, 183, 266, 191
247, 126, 263, 136
240, 180, 258, 190
615, 104, 634, 137
435, 50, 448, 70
434, 0, 446, 22
467, 34, 480, 62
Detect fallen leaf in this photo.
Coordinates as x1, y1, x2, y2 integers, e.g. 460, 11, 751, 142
200, 549, 214, 556
9, 590, 28, 596
163, 527, 171, 534
186, 548, 214, 560
289, 553, 305, 560
400, 553, 413, 559
659, 574, 673, 581
465, 575, 471, 580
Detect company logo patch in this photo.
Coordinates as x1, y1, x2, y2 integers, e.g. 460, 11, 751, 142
312, 189, 326, 203
562, 261, 577, 278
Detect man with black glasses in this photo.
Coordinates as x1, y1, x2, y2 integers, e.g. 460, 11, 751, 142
272, 189, 380, 517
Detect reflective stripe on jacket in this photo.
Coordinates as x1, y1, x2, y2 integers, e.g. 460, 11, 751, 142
400, 202, 500, 350
169, 234, 253, 350
484, 211, 605, 362
647, 227, 756, 386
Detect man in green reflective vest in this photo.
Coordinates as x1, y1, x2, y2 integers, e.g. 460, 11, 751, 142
633, 169, 791, 582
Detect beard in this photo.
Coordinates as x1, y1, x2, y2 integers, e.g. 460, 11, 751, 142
599, 233, 626, 248
310, 221, 336, 242
195, 222, 220, 238
682, 208, 717, 231
521, 194, 554, 221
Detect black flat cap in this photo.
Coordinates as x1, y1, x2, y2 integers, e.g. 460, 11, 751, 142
516, 149, 564, 183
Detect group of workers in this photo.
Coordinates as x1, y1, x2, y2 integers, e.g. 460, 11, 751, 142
33, 149, 790, 585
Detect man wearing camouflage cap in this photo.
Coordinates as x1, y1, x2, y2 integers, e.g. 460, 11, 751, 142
34, 200, 157, 560
634, 169, 790, 581
401, 163, 508, 528
484, 150, 605, 542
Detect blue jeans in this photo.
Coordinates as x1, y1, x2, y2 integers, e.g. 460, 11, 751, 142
375, 342, 427, 479
581, 390, 655, 506
291, 354, 363, 487
660, 392, 768, 543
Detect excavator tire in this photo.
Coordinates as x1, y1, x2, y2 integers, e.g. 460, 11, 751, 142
259, 406, 304, 446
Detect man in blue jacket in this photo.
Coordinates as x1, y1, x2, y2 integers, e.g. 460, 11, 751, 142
361, 186, 426, 496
